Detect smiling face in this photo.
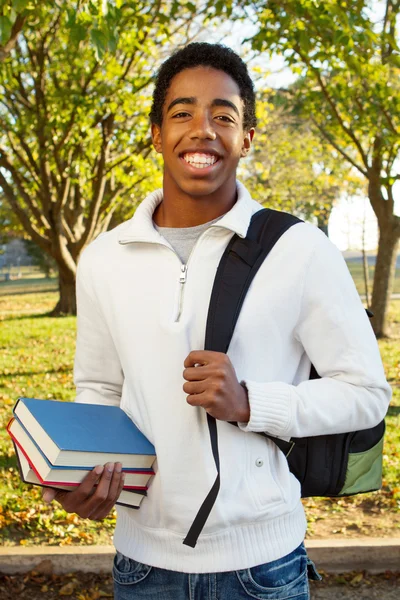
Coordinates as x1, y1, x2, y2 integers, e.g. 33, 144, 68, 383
151, 66, 254, 211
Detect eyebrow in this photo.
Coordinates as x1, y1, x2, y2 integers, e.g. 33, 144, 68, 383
167, 97, 240, 117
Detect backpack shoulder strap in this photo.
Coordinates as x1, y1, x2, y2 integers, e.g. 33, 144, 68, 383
182, 208, 302, 549
205, 208, 302, 353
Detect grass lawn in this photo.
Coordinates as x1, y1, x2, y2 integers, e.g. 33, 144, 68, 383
0, 276, 58, 297
347, 260, 400, 296
0, 286, 399, 547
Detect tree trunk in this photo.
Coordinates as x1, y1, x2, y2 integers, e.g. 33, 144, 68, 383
317, 218, 329, 236
317, 206, 331, 237
362, 247, 370, 309
370, 222, 399, 337
361, 199, 370, 309
51, 268, 77, 316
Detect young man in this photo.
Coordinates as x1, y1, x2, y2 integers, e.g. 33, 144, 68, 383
43, 43, 391, 599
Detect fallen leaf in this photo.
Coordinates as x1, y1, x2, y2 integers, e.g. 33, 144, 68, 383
350, 572, 364, 585
59, 581, 76, 595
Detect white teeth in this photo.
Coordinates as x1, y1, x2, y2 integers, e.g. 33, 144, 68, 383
183, 153, 218, 168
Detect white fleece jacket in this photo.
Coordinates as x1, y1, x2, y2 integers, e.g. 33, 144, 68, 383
74, 182, 391, 573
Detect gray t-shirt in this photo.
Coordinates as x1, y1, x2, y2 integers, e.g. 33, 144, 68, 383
154, 215, 223, 264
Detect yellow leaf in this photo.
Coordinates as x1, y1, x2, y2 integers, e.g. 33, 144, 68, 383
59, 581, 76, 595
350, 572, 364, 585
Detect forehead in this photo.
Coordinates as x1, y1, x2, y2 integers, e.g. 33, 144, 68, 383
164, 66, 243, 111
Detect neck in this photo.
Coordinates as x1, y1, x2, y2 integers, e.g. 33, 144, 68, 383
153, 175, 237, 227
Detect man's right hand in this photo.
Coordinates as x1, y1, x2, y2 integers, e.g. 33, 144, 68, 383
42, 462, 125, 520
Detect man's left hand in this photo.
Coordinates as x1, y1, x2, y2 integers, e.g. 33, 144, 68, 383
183, 351, 250, 422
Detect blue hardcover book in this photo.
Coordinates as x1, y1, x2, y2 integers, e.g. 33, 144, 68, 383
13, 397, 156, 469
7, 417, 154, 488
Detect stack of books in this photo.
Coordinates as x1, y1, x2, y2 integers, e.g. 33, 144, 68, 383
7, 397, 157, 509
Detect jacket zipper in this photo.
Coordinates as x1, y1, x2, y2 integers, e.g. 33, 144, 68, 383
174, 228, 211, 322
175, 264, 188, 322
120, 224, 229, 324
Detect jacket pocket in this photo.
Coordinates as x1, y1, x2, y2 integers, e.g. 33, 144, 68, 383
244, 435, 286, 511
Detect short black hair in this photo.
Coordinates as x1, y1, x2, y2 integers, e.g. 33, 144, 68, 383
150, 43, 257, 131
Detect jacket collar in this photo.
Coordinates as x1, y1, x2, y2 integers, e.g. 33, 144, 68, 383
118, 181, 257, 245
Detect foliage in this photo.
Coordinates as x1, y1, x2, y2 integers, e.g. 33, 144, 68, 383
0, 289, 399, 546
248, 0, 400, 175
0, 195, 22, 243
0, 1, 135, 61
0, 1, 205, 314
237, 0, 400, 336
239, 95, 363, 231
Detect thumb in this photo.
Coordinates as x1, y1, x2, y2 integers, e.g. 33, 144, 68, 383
42, 488, 60, 504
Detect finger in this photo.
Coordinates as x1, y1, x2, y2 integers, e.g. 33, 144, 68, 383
91, 471, 125, 520
183, 380, 207, 395
52, 489, 70, 504
42, 488, 58, 503
184, 350, 219, 368
69, 465, 105, 502
186, 391, 208, 408
84, 462, 115, 516
183, 366, 209, 381
105, 462, 124, 502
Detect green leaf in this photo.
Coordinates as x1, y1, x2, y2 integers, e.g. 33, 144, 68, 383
69, 23, 87, 45
0, 16, 12, 45
90, 27, 108, 59
12, 0, 29, 12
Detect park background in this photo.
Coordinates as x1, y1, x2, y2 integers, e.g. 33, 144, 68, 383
0, 0, 399, 591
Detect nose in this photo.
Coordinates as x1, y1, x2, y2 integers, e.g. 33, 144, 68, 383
189, 111, 216, 141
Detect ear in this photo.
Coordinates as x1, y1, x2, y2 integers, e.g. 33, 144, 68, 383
240, 128, 255, 157
151, 123, 162, 154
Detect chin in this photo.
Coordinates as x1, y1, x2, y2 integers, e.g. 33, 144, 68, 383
178, 179, 225, 198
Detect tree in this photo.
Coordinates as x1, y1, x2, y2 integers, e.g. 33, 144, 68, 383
240, 95, 360, 233
0, 0, 29, 61
0, 192, 22, 242
24, 239, 56, 277
0, 1, 200, 314
244, 0, 400, 337
0, 1, 124, 62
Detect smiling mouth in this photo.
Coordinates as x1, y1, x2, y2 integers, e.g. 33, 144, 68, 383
181, 152, 220, 169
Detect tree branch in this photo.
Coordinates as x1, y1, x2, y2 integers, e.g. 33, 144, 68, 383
309, 116, 368, 177
0, 15, 26, 62
0, 171, 51, 251
5, 130, 42, 191
0, 149, 51, 231
293, 44, 370, 170
76, 114, 114, 251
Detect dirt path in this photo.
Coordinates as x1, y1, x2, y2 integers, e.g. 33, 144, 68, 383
310, 572, 400, 599
0, 570, 399, 600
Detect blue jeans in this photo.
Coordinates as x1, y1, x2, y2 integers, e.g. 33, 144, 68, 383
113, 542, 321, 599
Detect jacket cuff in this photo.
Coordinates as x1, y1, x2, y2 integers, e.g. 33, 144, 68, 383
237, 380, 293, 435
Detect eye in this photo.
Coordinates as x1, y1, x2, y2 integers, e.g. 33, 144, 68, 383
215, 115, 235, 123
172, 112, 190, 118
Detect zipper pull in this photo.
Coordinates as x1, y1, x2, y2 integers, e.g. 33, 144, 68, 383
180, 264, 187, 284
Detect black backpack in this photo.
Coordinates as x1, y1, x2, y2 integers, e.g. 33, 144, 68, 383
183, 208, 386, 548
